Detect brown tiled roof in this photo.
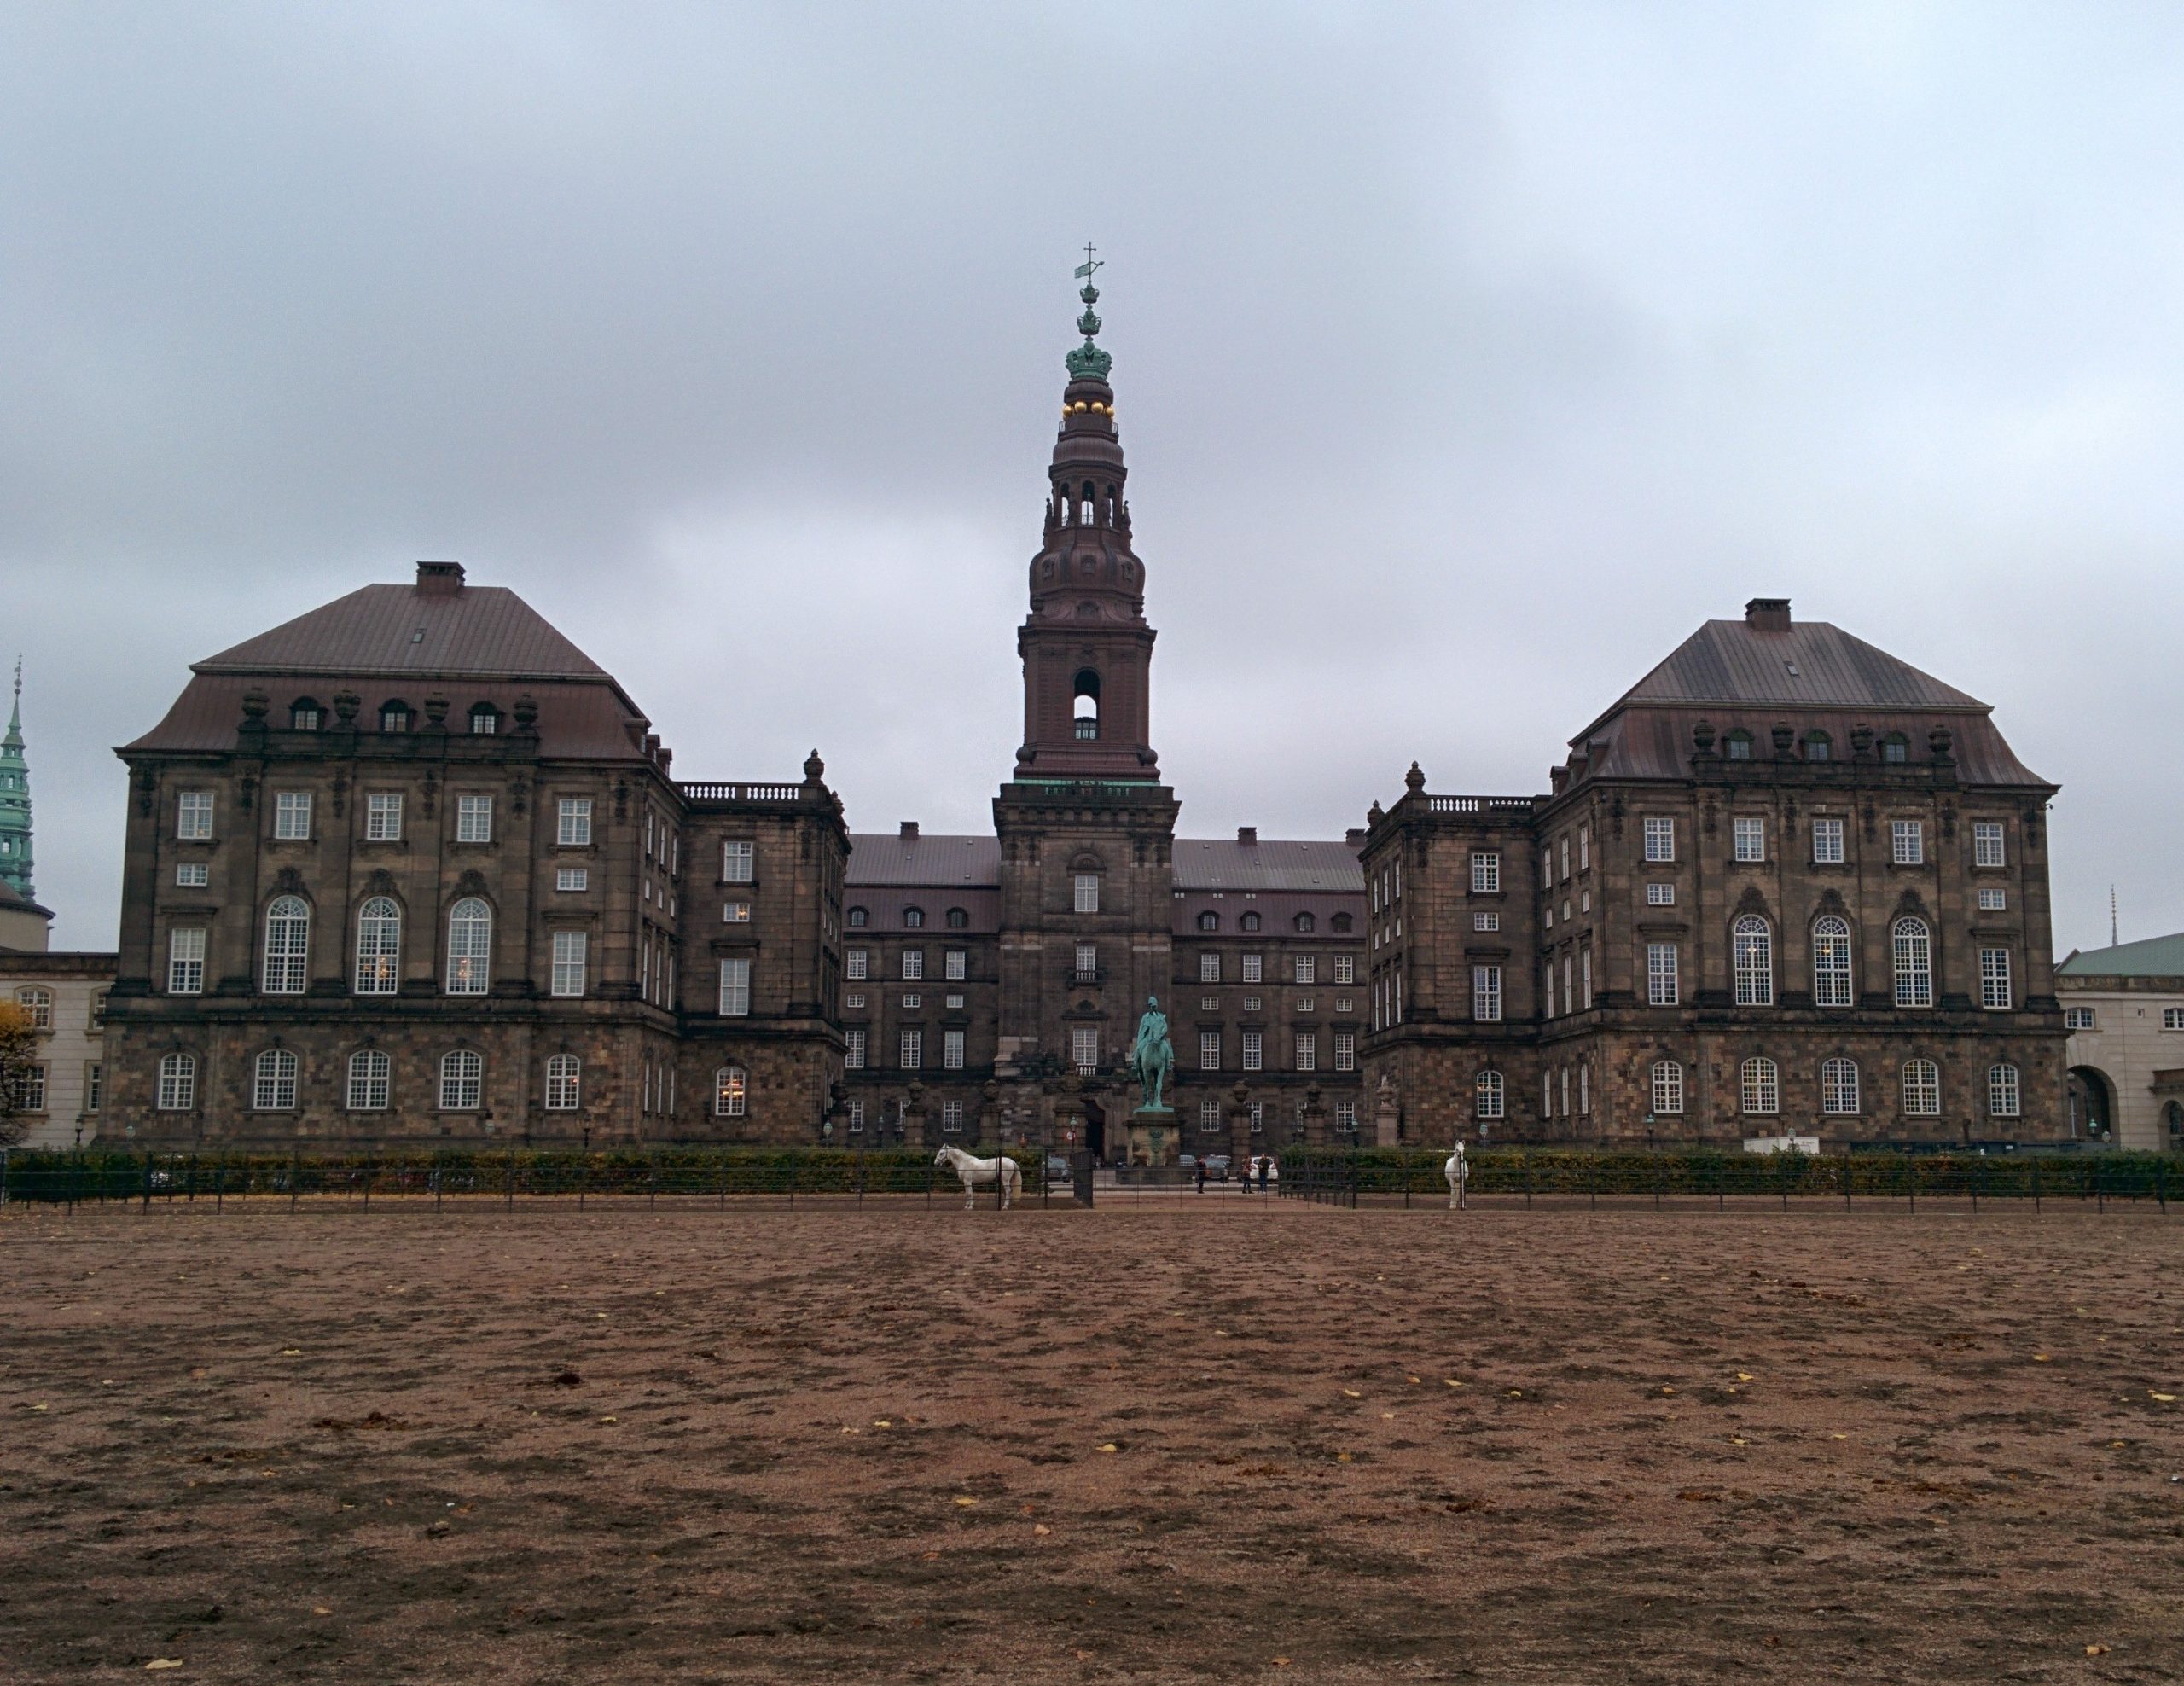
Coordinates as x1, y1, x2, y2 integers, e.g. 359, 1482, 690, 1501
1589, 617, 1983, 726
195, 583, 607, 681
1173, 838, 1364, 893
845, 834, 1001, 888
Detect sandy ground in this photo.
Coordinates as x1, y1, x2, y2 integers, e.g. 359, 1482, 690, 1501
2, 1200, 2181, 1683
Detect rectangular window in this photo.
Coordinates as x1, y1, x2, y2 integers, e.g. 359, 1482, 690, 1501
274, 791, 311, 840
1562, 955, 1574, 1015
1293, 955, 1315, 985
158, 1055, 196, 1111
1073, 874, 1100, 913
723, 840, 754, 882
177, 791, 214, 840
167, 928, 206, 995
1647, 943, 1678, 1007
846, 949, 868, 980
175, 861, 209, 887
1560, 837, 1571, 881
85, 1061, 102, 1112
2063, 1006, 2094, 1031
1989, 1064, 2020, 1118
1294, 1032, 1316, 1072
1241, 954, 1262, 984
1733, 817, 1765, 863
550, 931, 587, 997
1646, 882, 1675, 907
1334, 1032, 1355, 1072
1251, 1102, 1264, 1135
1978, 887, 2007, 911
946, 992, 964, 1009
1979, 948, 2012, 1010
1241, 1030, 1263, 1072
1333, 955, 1354, 985
1581, 948, 1593, 1009
1891, 820, 1925, 865
1200, 1100, 1222, 1133
1472, 964, 1502, 1023
1075, 943, 1097, 980
457, 795, 493, 842
902, 1029, 924, 1069
845, 1028, 866, 1069
942, 1101, 964, 1133
365, 794, 403, 841
1199, 952, 1221, 984
1643, 817, 1675, 863
1653, 1061, 1684, 1114
1200, 996, 1218, 1011
1822, 1060, 1860, 1115
1072, 1027, 1097, 1071
1471, 852, 1500, 893
1199, 1030, 1221, 1071
15, 1064, 45, 1112
557, 798, 592, 847
723, 900, 751, 922
847, 1101, 864, 1132
845, 992, 865, 1010
1579, 827, 1590, 872
1812, 818, 1844, 864
901, 950, 924, 981
556, 866, 588, 892
2164, 1007, 2184, 1031
1972, 822, 2006, 868
944, 1029, 965, 1070
1473, 911, 1500, 932
945, 949, 967, 980
717, 957, 751, 1016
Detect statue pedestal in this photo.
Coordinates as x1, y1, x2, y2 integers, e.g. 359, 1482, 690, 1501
1127, 1107, 1178, 1167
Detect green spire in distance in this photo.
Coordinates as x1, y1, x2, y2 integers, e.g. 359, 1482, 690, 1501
0, 656, 32, 901
1066, 243, 1112, 380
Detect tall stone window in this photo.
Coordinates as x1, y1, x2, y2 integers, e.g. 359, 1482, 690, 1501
446, 898, 491, 994
1475, 1069, 1504, 1119
346, 1049, 391, 1111
275, 791, 311, 840
170, 927, 212, 992
550, 931, 587, 997
1650, 1060, 1683, 1114
262, 895, 310, 994
1647, 943, 1679, 1007
1740, 1056, 1779, 1116
439, 1049, 482, 1110
1732, 916, 1773, 1007
714, 1067, 747, 1117
253, 1049, 299, 1111
544, 1054, 581, 1111
1811, 916, 1852, 1008
1821, 1057, 1860, 1115
1988, 1063, 2020, 1118
1892, 918, 1932, 1008
1073, 874, 1100, 914
157, 1052, 196, 1110
1901, 1058, 1940, 1116
1472, 964, 1502, 1022
355, 896, 402, 994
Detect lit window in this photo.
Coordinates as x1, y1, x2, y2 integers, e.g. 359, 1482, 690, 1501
723, 901, 751, 922
1643, 817, 1675, 863
1740, 1056, 1779, 1115
1812, 818, 1844, 864
1892, 918, 1932, 1008
177, 791, 214, 840
1972, 822, 2005, 868
1979, 948, 2012, 1010
1821, 1057, 1859, 1115
274, 791, 311, 840
1647, 943, 1678, 1007
157, 1053, 196, 1110
1471, 852, 1500, 893
446, 898, 491, 995
355, 896, 401, 994
1732, 916, 1773, 1006
1074, 874, 1100, 914
253, 1049, 299, 1110
176, 861, 209, 887
380, 703, 410, 733
1733, 817, 1765, 863
457, 795, 492, 843
1988, 1063, 2020, 1118
715, 1067, 747, 1117
1472, 964, 1502, 1023
717, 957, 751, 1016
1241, 1030, 1263, 1072
167, 928, 206, 994
347, 1049, 391, 1111
944, 1029, 965, 1070
1902, 1059, 1940, 1116
290, 701, 320, 730
1651, 1060, 1683, 1114
365, 794, 403, 841
262, 895, 310, 993
544, 1054, 581, 1111
1646, 882, 1675, 907
550, 930, 587, 997
723, 840, 754, 882
1812, 916, 1852, 1008
1475, 1069, 1505, 1119
1891, 820, 1924, 865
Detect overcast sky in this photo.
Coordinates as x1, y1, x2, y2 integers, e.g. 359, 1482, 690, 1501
5, 3, 2180, 953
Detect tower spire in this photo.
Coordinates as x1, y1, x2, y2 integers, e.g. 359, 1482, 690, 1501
0, 655, 32, 901
1066, 245, 1112, 380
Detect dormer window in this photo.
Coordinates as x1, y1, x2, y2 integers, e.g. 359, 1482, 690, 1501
1804, 731, 1832, 762
945, 907, 968, 929
380, 701, 410, 733
290, 700, 321, 730
1197, 911, 1219, 933
1724, 730, 1753, 760
1881, 733, 1909, 764
1330, 912, 1353, 933
1240, 912, 1262, 933
903, 906, 925, 928
847, 906, 868, 928
1294, 913, 1316, 933
469, 703, 499, 735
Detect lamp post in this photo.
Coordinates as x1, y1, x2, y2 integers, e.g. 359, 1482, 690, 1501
1645, 1112, 1656, 1154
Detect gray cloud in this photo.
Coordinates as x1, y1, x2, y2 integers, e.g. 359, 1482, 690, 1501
4, 3, 2179, 952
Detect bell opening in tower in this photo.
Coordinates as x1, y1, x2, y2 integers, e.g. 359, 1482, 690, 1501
1073, 671, 1101, 740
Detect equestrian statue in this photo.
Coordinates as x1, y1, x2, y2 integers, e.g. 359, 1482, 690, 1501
1130, 995, 1174, 1113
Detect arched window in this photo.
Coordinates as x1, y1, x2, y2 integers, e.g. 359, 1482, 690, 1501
290, 698, 321, 730
1988, 1063, 2020, 1118
446, 897, 491, 995
1821, 1056, 1859, 1114
439, 1049, 482, 1110
1880, 733, 1910, 764
1723, 730, 1753, 761
1240, 912, 1262, 933
263, 895, 310, 993
545, 1054, 582, 1112
1892, 917, 1932, 1008
1081, 480, 1096, 524
1073, 669, 1101, 741
1651, 1060, 1684, 1114
1902, 1058, 1940, 1116
157, 1052, 196, 1111
1804, 731, 1832, 762
380, 700, 410, 733
1474, 1069, 1504, 1119
1740, 1056, 1779, 1115
1811, 915, 1852, 1007
469, 702, 499, 735
903, 906, 925, 929
945, 907, 968, 929
1196, 911, 1219, 933
354, 896, 401, 994
714, 1066, 747, 1117
1294, 913, 1316, 933
253, 1048, 299, 1110
346, 1049, 391, 1110
1732, 916, 1774, 1006
847, 906, 868, 928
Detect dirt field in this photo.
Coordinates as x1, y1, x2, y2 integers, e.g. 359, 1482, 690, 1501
3, 1201, 2180, 1683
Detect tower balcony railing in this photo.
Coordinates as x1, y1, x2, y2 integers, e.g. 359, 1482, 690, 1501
676, 782, 805, 804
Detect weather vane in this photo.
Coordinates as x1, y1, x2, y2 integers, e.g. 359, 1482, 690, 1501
1066, 243, 1112, 380
1074, 242, 1101, 283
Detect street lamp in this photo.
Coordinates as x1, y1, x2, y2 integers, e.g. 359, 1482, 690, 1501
1645, 1112, 1656, 1154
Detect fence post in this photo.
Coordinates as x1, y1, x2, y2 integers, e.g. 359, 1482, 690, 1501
2158, 1158, 2167, 1216
2096, 1156, 2105, 1213
1524, 1152, 1533, 1211
2032, 1155, 2040, 1213
1969, 1154, 1978, 1214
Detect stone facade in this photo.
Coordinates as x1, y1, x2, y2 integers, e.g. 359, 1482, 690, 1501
3, 951, 114, 1148
2057, 935, 2184, 1152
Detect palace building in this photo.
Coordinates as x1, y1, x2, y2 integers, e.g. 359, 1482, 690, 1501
99, 280, 2070, 1154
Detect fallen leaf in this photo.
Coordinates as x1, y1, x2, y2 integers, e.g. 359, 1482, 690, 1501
1341, 1388, 1362, 1398
1273, 1660, 1291, 1667
1097, 1443, 1118, 1454
312, 1607, 331, 1616
1507, 1389, 1523, 1398
1407, 1375, 1421, 1385
1660, 1387, 1677, 1396
146, 1663, 184, 1672
1336, 1452, 1353, 1463
874, 1420, 892, 1429
1734, 1372, 1753, 1382
2152, 1392, 2176, 1404
1730, 1437, 1747, 1446
600, 1416, 619, 1425
2033, 1355, 2052, 1363
954, 1497, 978, 1508
29, 1404, 48, 1413
2086, 1643, 2110, 1655
1380, 1412, 1395, 1420
1830, 1433, 1849, 1440
1034, 1524, 1051, 1536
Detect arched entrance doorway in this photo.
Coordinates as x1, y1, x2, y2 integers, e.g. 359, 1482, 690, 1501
1082, 1098, 1107, 1161
2067, 1066, 2115, 1142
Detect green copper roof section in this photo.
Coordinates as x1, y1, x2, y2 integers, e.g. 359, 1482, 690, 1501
1065, 247, 1112, 380
0, 657, 32, 900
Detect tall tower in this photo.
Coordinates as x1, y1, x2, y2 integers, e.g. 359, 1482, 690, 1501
0, 659, 32, 901
994, 259, 1180, 1160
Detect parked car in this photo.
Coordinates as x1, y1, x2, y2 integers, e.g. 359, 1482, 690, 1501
1177, 1154, 1198, 1171
1200, 1154, 1233, 1181
1043, 1154, 1072, 1183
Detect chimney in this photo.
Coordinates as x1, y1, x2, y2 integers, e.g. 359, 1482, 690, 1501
1237, 826, 1258, 845
1345, 828, 1367, 849
899, 820, 919, 839
1745, 596, 1791, 632
416, 560, 466, 595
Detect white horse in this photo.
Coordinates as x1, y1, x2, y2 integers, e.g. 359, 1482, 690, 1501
1444, 1142, 1469, 1211
935, 1144, 1023, 1211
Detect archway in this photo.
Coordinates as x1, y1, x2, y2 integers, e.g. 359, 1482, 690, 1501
1082, 1096, 1107, 1161
1072, 670, 1101, 741
2066, 1066, 2115, 1142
